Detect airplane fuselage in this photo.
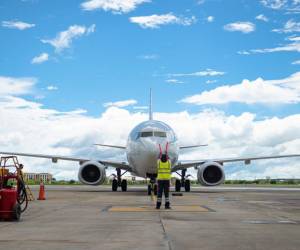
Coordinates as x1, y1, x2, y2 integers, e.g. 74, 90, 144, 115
126, 120, 179, 177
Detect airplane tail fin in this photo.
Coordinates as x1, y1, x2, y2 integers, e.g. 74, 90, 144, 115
149, 88, 153, 120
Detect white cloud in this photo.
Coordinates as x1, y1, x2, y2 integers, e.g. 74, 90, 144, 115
260, 0, 300, 10
31, 53, 49, 64
2, 20, 35, 30
80, 0, 150, 13
166, 79, 184, 84
103, 99, 137, 108
206, 80, 217, 84
249, 36, 300, 54
0, 76, 299, 180
273, 19, 300, 33
292, 59, 300, 64
41, 24, 96, 52
197, 0, 205, 5
260, 0, 287, 9
129, 13, 197, 29
224, 21, 255, 33
87, 24, 96, 34
180, 72, 300, 105
1, 93, 300, 180
255, 14, 269, 22
207, 16, 214, 22
138, 54, 159, 60
237, 50, 251, 55
47, 85, 58, 91
170, 69, 225, 77
0, 76, 36, 96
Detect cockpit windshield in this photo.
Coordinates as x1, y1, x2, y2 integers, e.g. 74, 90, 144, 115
138, 131, 167, 138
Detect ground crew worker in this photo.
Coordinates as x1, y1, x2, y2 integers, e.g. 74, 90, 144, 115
156, 153, 171, 209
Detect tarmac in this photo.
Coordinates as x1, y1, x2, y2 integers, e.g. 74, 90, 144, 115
0, 185, 299, 250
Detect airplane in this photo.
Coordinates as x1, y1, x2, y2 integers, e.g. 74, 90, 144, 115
1, 90, 300, 194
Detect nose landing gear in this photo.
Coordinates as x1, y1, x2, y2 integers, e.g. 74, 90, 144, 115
175, 169, 191, 192
112, 168, 128, 192
147, 178, 157, 196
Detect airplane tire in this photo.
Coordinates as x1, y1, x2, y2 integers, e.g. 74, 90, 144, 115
121, 179, 127, 192
184, 179, 191, 192
154, 184, 158, 195
175, 179, 181, 192
147, 184, 151, 195
112, 179, 118, 191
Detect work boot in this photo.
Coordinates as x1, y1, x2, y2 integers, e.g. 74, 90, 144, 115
165, 202, 171, 209
156, 202, 161, 209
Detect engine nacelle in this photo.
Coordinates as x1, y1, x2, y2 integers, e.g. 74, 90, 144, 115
197, 161, 225, 186
78, 161, 106, 185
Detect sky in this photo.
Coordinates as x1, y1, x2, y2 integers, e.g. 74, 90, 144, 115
0, 0, 300, 180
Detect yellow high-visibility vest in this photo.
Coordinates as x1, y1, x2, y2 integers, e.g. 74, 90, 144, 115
157, 160, 171, 180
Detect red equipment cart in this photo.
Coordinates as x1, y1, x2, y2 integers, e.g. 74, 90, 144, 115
0, 156, 28, 221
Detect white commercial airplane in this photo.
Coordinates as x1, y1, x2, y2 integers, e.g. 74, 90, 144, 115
1, 90, 300, 194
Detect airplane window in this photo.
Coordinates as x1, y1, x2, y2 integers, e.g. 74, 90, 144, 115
154, 131, 167, 137
137, 131, 167, 138
140, 131, 153, 137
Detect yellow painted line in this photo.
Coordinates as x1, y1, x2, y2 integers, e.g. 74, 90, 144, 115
108, 205, 210, 212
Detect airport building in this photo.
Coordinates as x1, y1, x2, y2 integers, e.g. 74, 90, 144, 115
23, 172, 53, 184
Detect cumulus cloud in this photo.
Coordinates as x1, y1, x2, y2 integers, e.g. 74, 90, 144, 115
129, 13, 197, 29
31, 53, 49, 64
170, 69, 225, 77
1, 93, 300, 180
207, 16, 214, 22
224, 21, 255, 33
0, 75, 299, 180
2, 20, 35, 30
80, 0, 150, 13
180, 72, 300, 105
255, 14, 269, 22
273, 19, 300, 33
0, 76, 36, 96
260, 0, 287, 9
41, 24, 96, 52
260, 0, 300, 11
103, 99, 137, 108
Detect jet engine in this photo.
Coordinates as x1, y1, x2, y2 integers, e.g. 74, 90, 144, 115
78, 161, 106, 185
197, 161, 225, 186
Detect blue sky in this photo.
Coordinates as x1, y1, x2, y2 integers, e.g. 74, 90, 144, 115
1, 0, 300, 118
1, 0, 300, 180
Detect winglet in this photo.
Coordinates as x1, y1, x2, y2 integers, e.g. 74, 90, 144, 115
149, 88, 153, 120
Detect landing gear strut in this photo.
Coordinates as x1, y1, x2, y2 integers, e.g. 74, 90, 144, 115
112, 168, 128, 192
175, 169, 190, 192
147, 178, 157, 196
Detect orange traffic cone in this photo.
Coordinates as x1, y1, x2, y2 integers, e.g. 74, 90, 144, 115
37, 179, 46, 200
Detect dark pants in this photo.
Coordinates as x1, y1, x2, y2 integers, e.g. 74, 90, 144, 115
156, 180, 170, 208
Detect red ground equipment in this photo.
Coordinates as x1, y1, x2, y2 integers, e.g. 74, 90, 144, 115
0, 156, 28, 221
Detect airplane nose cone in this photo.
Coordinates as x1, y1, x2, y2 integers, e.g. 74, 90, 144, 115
141, 139, 169, 159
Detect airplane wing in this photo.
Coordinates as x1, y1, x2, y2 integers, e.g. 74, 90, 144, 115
179, 144, 208, 149
0, 151, 132, 171
172, 154, 300, 172
94, 144, 126, 149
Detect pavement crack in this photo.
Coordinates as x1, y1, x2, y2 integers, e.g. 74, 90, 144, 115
158, 213, 173, 250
